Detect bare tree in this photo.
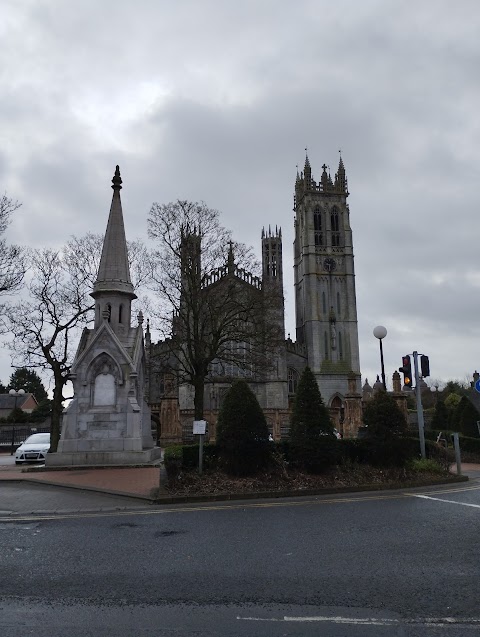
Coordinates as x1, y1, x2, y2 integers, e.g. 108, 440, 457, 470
3, 234, 152, 451
147, 200, 283, 420
0, 194, 27, 298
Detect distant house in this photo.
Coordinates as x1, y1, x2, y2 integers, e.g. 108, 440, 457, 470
0, 393, 38, 419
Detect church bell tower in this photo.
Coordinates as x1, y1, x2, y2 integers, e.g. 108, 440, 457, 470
293, 152, 361, 401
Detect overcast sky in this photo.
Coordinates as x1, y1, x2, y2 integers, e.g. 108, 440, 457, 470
1, 0, 479, 393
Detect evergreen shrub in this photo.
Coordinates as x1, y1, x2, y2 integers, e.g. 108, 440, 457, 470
216, 380, 271, 476
453, 396, 480, 437
362, 391, 410, 467
163, 444, 219, 479
289, 367, 337, 473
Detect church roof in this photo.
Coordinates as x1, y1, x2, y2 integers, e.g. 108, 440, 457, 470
92, 166, 136, 299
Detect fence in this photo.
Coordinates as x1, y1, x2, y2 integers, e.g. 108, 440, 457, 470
0, 424, 51, 450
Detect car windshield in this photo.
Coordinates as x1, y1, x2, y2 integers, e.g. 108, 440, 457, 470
24, 433, 50, 445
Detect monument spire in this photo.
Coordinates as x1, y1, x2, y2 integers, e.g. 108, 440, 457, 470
92, 165, 136, 299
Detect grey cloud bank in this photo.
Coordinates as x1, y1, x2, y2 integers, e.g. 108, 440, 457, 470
1, 0, 479, 391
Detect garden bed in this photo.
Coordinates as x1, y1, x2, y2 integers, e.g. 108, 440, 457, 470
165, 462, 453, 497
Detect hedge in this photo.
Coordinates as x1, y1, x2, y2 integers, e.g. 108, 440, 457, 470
163, 444, 219, 479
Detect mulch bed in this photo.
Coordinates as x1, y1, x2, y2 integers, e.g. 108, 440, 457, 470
165, 464, 450, 496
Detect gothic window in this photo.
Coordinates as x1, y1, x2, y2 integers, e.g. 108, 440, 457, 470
288, 367, 299, 394
338, 331, 343, 360
324, 331, 329, 360
337, 291, 341, 316
271, 250, 277, 277
322, 291, 327, 314
209, 341, 253, 378
331, 207, 340, 247
106, 304, 111, 322
119, 304, 123, 324
314, 206, 323, 247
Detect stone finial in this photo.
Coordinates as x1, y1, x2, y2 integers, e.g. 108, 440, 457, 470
373, 375, 384, 393
112, 165, 122, 190
137, 310, 144, 326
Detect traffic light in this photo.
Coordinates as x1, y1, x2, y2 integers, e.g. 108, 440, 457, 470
420, 355, 430, 378
399, 355, 412, 387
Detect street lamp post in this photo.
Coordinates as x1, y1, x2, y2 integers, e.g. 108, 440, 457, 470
373, 326, 387, 391
9, 388, 25, 455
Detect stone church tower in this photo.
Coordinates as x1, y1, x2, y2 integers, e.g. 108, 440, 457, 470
293, 153, 361, 405
46, 166, 160, 466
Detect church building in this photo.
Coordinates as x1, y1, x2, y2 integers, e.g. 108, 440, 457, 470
147, 154, 363, 443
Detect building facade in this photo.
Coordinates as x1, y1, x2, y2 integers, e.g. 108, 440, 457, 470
148, 154, 363, 443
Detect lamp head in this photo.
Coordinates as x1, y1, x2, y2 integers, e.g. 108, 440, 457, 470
373, 325, 387, 340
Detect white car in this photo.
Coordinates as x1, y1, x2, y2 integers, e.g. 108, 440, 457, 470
15, 433, 51, 464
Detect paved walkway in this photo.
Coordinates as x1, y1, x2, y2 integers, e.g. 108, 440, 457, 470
0, 463, 162, 500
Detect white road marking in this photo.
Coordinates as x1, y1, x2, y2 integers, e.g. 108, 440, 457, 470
237, 616, 397, 625
237, 615, 480, 626
413, 494, 480, 509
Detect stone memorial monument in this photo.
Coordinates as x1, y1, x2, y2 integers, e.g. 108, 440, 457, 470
46, 166, 160, 466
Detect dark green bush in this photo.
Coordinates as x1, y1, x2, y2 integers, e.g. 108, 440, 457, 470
216, 380, 271, 476
457, 435, 480, 456
163, 445, 183, 480
361, 391, 411, 467
289, 367, 336, 473
163, 443, 219, 478
452, 396, 480, 437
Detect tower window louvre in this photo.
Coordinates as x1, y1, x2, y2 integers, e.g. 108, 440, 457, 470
314, 206, 323, 247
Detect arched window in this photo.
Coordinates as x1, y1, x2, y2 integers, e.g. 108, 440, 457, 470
331, 207, 340, 247
106, 304, 111, 323
322, 291, 327, 314
338, 331, 343, 360
314, 206, 323, 247
119, 304, 123, 324
288, 368, 299, 394
324, 331, 329, 360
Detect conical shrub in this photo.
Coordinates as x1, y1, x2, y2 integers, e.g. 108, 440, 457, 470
289, 366, 337, 473
216, 379, 271, 476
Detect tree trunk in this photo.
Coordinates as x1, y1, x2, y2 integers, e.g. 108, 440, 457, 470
49, 373, 65, 453
193, 375, 205, 421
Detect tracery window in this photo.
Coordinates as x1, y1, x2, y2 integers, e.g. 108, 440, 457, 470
209, 341, 253, 378
288, 367, 299, 394
314, 206, 323, 247
331, 207, 340, 247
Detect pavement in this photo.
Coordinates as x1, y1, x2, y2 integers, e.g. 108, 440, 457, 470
1, 451, 479, 516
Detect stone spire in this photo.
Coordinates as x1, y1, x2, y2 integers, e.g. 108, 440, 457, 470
334, 153, 348, 194
92, 166, 136, 299
303, 149, 312, 190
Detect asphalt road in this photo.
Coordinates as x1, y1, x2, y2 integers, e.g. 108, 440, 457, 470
1, 481, 480, 636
